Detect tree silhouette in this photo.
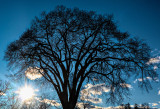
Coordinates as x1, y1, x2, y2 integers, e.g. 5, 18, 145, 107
141, 103, 150, 109
125, 103, 131, 109
120, 103, 125, 109
3, 92, 53, 109
0, 80, 10, 108
144, 103, 150, 109
4, 6, 157, 109
134, 103, 139, 109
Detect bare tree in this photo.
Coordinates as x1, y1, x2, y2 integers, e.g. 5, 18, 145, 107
4, 6, 157, 109
0, 79, 54, 109
134, 103, 139, 109
120, 103, 125, 109
125, 103, 131, 109
5, 92, 52, 109
0, 80, 10, 108
141, 103, 150, 109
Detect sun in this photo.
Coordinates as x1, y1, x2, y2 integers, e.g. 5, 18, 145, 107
17, 85, 35, 101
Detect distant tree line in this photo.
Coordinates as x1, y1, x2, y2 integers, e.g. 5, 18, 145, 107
120, 103, 151, 109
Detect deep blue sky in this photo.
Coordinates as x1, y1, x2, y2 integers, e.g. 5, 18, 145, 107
0, 0, 160, 108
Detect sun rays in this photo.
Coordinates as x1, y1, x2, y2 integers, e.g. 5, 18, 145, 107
16, 85, 35, 102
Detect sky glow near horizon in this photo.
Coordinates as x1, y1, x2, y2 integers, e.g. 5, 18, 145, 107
0, 0, 160, 108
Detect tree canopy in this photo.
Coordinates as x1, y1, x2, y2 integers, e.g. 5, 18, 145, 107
4, 6, 157, 109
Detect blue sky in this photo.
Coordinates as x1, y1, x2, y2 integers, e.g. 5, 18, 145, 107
0, 0, 160, 108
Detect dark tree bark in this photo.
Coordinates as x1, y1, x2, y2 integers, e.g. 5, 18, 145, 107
4, 6, 157, 109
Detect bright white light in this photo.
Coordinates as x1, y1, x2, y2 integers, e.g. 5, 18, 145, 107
17, 85, 35, 101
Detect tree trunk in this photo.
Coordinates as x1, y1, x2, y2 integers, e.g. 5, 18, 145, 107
60, 93, 77, 109
62, 101, 77, 109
